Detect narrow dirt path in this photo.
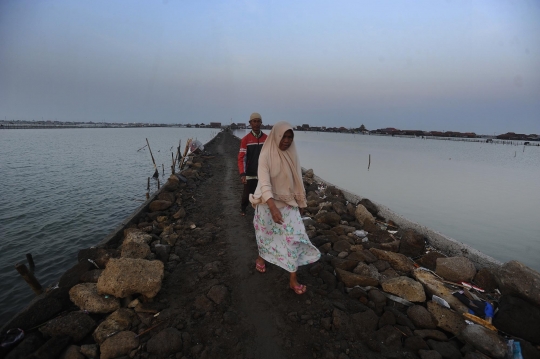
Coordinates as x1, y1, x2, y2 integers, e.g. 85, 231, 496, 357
216, 132, 288, 359
159, 130, 377, 359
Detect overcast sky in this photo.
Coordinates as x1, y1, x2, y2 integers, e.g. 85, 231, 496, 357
1, 0, 539, 134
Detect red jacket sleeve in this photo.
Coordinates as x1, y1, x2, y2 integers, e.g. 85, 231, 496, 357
238, 136, 247, 176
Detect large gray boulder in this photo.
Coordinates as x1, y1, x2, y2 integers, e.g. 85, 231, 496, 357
355, 204, 375, 224
435, 256, 476, 283
381, 276, 426, 302
370, 248, 415, 274
498, 260, 540, 307
97, 258, 164, 298
93, 308, 137, 344
413, 268, 469, 313
316, 212, 341, 226
146, 327, 183, 358
39, 311, 96, 343
426, 301, 466, 336
407, 305, 438, 329
99, 331, 139, 359
461, 325, 507, 359
149, 200, 172, 212
335, 268, 379, 287
492, 295, 540, 345
69, 283, 120, 313
124, 230, 152, 244
399, 229, 425, 257
121, 240, 151, 259
427, 339, 462, 359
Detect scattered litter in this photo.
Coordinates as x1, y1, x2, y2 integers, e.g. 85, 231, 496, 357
432, 295, 450, 308
461, 282, 485, 292
513, 341, 523, 359
382, 292, 414, 306
353, 230, 368, 238
0, 328, 24, 348
189, 140, 204, 153
388, 230, 398, 234
362, 237, 369, 243
106, 331, 119, 338
88, 259, 100, 269
462, 313, 497, 331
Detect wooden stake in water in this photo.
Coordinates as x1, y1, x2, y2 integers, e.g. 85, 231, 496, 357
162, 164, 164, 175
146, 138, 159, 178
15, 263, 42, 295
368, 154, 371, 171
26, 253, 35, 271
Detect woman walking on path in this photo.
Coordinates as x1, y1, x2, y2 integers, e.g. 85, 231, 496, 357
249, 121, 321, 294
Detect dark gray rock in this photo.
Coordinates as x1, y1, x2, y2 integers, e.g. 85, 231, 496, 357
498, 260, 540, 307
331, 258, 358, 271
99, 331, 139, 359
370, 260, 387, 272
378, 311, 396, 329
207, 285, 228, 305
60, 345, 84, 359
154, 244, 171, 263
319, 270, 337, 289
427, 339, 462, 359
419, 350, 443, 359
417, 252, 446, 271
332, 202, 348, 216
414, 329, 448, 341
79, 269, 102, 283
407, 305, 438, 329
368, 289, 387, 315
359, 198, 379, 217
78, 248, 120, 269
369, 325, 403, 351
27, 335, 71, 359
316, 212, 342, 227
399, 229, 425, 258
351, 309, 379, 335
492, 295, 540, 345
333, 240, 352, 253
461, 324, 507, 359
39, 311, 96, 343
404, 336, 430, 351
5, 333, 45, 359
473, 268, 498, 292
435, 257, 476, 283
146, 327, 183, 358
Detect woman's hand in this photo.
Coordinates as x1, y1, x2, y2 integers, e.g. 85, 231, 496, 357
267, 198, 284, 225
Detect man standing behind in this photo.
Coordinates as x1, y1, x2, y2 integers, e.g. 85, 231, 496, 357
238, 112, 268, 216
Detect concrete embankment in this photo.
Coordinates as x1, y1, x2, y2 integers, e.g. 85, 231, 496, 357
1, 130, 539, 359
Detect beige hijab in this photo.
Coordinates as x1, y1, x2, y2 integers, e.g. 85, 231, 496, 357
249, 121, 307, 208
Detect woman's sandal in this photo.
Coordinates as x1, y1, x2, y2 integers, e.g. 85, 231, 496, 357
290, 284, 307, 295
255, 262, 266, 273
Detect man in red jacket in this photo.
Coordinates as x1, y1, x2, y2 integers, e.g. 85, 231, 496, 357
238, 112, 268, 216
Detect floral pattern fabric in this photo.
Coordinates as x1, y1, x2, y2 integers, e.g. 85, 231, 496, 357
254, 204, 321, 272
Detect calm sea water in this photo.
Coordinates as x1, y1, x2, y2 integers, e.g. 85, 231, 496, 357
235, 130, 540, 272
0, 128, 217, 322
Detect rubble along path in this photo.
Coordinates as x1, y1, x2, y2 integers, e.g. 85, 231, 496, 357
156, 131, 379, 359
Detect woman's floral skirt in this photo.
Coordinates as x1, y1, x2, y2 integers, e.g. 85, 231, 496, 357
254, 204, 321, 272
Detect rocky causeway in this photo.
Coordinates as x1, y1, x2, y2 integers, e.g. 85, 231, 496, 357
1, 130, 539, 359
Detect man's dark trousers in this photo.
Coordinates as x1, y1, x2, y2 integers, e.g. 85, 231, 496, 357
241, 179, 258, 214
